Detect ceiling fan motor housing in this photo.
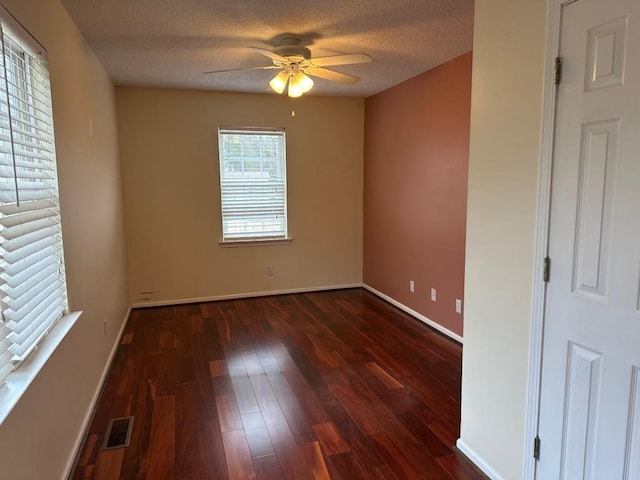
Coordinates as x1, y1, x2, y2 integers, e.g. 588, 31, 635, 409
274, 45, 311, 63
274, 37, 311, 63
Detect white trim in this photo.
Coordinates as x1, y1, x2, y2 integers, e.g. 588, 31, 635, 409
0, 311, 82, 425
131, 284, 363, 308
218, 237, 293, 247
456, 439, 505, 480
362, 283, 463, 344
62, 307, 131, 480
524, 1, 566, 479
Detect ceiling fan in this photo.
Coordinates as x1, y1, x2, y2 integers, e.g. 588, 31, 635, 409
204, 37, 372, 98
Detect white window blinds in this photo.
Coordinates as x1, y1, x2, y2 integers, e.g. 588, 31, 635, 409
218, 127, 287, 241
0, 18, 68, 387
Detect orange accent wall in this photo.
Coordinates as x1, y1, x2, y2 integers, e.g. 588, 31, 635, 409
364, 52, 472, 337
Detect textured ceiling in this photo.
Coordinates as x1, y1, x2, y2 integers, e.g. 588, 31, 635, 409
59, 0, 474, 98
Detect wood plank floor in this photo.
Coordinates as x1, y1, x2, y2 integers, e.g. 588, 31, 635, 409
72, 288, 485, 480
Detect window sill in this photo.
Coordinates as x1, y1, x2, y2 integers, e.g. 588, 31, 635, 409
219, 237, 293, 248
0, 311, 82, 425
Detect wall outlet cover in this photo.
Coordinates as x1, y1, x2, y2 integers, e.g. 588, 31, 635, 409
456, 299, 463, 314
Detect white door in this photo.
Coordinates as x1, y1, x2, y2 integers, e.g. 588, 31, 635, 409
537, 0, 640, 478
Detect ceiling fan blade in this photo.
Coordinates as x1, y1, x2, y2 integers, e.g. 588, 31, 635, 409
203, 65, 279, 74
306, 67, 360, 85
309, 53, 371, 67
249, 47, 288, 62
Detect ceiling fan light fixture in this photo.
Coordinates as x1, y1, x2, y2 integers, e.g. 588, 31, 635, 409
287, 76, 304, 98
286, 71, 313, 98
269, 71, 289, 94
297, 72, 314, 93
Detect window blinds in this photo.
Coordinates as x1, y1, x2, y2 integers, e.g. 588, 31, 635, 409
0, 20, 68, 386
218, 128, 287, 240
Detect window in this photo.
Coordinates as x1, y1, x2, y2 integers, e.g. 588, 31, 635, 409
0, 16, 68, 388
218, 127, 288, 242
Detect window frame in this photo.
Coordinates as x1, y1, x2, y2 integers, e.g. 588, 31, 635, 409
0, 5, 77, 424
217, 126, 291, 246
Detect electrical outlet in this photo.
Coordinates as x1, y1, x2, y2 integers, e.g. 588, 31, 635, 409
456, 299, 463, 314
103, 318, 108, 336
430, 288, 437, 302
265, 265, 273, 276
409, 280, 415, 293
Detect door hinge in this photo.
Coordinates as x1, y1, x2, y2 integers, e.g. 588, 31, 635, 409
543, 257, 551, 283
534, 436, 541, 460
554, 57, 562, 85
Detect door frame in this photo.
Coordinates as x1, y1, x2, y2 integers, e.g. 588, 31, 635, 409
524, 0, 579, 478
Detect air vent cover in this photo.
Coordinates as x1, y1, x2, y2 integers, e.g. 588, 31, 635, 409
101, 416, 134, 450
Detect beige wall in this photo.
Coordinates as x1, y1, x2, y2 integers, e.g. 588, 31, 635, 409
117, 88, 363, 305
0, 1, 129, 478
460, 0, 547, 478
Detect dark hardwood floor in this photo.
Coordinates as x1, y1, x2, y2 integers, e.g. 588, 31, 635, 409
72, 288, 485, 480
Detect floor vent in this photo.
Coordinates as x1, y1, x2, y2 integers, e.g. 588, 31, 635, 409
101, 416, 134, 450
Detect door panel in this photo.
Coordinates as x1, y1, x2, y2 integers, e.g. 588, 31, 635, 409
572, 119, 618, 301
584, 16, 627, 91
537, 0, 640, 478
560, 343, 602, 479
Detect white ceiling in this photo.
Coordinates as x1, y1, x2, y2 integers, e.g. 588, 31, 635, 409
59, 0, 474, 98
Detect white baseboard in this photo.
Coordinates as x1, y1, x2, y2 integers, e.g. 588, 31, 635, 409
131, 283, 363, 308
362, 284, 463, 343
456, 438, 504, 480
63, 307, 131, 479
